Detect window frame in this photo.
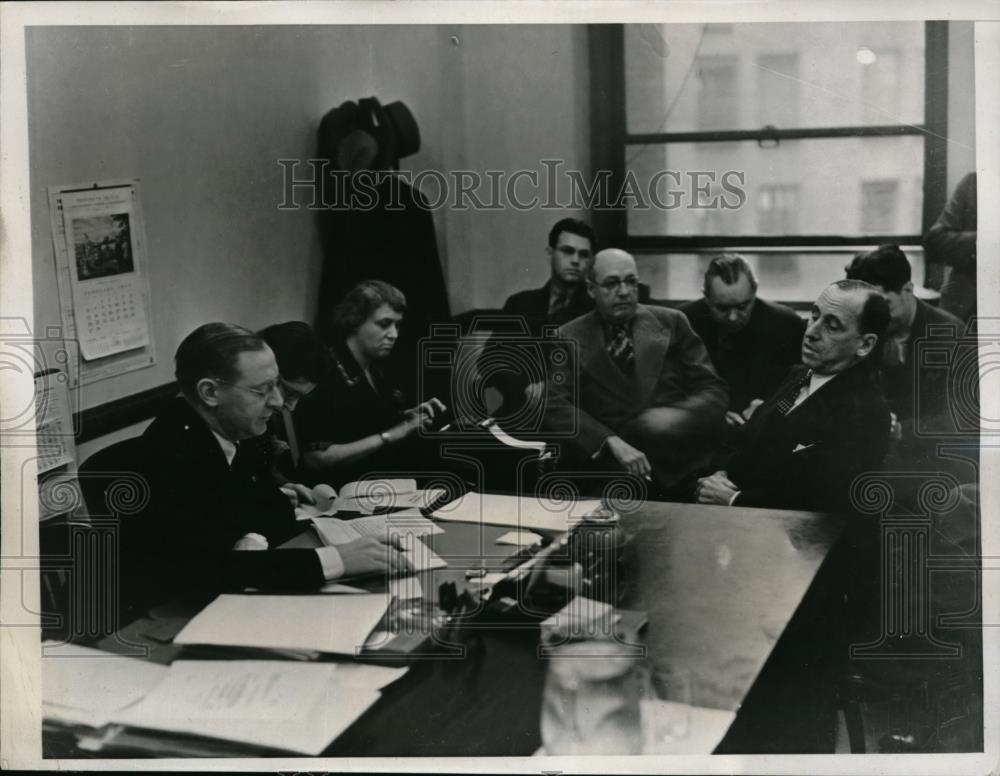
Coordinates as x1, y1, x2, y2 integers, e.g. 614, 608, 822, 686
588, 22, 949, 281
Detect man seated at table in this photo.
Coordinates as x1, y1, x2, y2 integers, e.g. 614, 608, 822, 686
695, 280, 891, 512
543, 249, 728, 493
844, 245, 966, 435
680, 254, 804, 429
130, 322, 409, 608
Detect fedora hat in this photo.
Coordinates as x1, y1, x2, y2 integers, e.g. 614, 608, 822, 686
319, 97, 421, 172
359, 97, 421, 168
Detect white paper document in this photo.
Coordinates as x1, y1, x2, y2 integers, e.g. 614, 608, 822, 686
173, 594, 390, 656
433, 491, 602, 532
110, 660, 387, 755
295, 478, 445, 518
41, 642, 168, 727
312, 516, 446, 573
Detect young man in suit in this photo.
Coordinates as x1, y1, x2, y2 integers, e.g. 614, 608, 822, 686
844, 245, 965, 432
544, 249, 728, 492
680, 254, 805, 429
695, 280, 891, 513
131, 323, 409, 608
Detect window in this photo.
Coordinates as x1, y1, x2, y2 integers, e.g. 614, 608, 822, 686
860, 179, 900, 233
757, 53, 799, 127
598, 21, 950, 302
758, 184, 799, 234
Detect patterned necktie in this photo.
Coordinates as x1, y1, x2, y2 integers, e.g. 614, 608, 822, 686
607, 325, 635, 376
775, 369, 812, 415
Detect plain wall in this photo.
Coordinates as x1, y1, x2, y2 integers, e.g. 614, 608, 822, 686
27, 25, 590, 423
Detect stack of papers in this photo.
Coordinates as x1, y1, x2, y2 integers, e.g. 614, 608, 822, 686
42, 642, 168, 729
174, 594, 391, 656
312, 514, 447, 572
108, 660, 407, 755
433, 491, 602, 532
295, 478, 446, 519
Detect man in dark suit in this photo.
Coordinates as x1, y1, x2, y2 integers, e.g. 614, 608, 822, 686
131, 323, 408, 608
924, 172, 977, 326
544, 249, 728, 492
695, 280, 891, 512
483, 219, 596, 423
845, 245, 965, 431
680, 253, 805, 428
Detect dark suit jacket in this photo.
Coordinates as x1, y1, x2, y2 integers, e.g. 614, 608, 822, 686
680, 297, 805, 412
545, 305, 728, 488
131, 398, 324, 608
925, 172, 977, 273
883, 298, 963, 425
726, 363, 890, 513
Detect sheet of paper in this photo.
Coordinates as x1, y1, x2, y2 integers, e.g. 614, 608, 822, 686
110, 660, 380, 755
332, 488, 446, 515
496, 530, 543, 546
41, 642, 168, 727
433, 491, 602, 532
639, 701, 737, 754
312, 514, 443, 547
174, 594, 389, 656
398, 535, 447, 572
34, 371, 76, 474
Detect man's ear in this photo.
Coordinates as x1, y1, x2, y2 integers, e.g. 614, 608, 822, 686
196, 377, 221, 408
586, 280, 596, 301
857, 332, 878, 359
902, 280, 914, 295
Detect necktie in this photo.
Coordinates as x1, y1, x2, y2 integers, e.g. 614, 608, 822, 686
775, 369, 812, 415
607, 325, 635, 376
548, 287, 570, 318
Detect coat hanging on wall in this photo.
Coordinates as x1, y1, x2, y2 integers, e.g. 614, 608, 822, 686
315, 97, 451, 398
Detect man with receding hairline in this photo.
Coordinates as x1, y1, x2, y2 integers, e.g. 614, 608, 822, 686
680, 254, 804, 428
544, 249, 728, 492
695, 280, 891, 512
127, 322, 410, 610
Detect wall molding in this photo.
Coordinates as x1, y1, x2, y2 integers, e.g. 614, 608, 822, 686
75, 382, 178, 444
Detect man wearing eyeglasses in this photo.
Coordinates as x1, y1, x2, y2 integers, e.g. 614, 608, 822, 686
543, 249, 728, 493
129, 323, 409, 609
680, 254, 805, 430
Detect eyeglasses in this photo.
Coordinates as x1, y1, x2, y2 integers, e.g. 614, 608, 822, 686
555, 245, 592, 259
215, 379, 283, 400
592, 276, 641, 293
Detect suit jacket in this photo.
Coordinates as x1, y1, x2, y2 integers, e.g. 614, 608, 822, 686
680, 297, 805, 412
925, 172, 977, 273
131, 398, 324, 608
726, 362, 890, 513
545, 305, 728, 488
883, 299, 963, 425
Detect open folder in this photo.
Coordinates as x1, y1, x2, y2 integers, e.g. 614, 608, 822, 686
295, 479, 446, 519
109, 660, 406, 755
173, 594, 390, 656
312, 514, 447, 572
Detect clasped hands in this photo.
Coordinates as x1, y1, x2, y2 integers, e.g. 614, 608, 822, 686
725, 398, 764, 428
695, 470, 739, 505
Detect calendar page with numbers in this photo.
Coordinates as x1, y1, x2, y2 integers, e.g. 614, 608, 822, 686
34, 369, 75, 475
62, 186, 152, 361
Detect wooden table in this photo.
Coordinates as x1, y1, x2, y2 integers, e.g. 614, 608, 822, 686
50, 498, 847, 757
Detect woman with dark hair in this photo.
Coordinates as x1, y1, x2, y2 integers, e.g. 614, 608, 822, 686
295, 279, 447, 487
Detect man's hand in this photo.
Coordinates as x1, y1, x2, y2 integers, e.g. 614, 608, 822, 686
889, 411, 903, 441
604, 435, 652, 479
742, 399, 764, 422
339, 534, 413, 578
280, 482, 316, 507
725, 411, 746, 428
695, 470, 740, 505
523, 381, 544, 407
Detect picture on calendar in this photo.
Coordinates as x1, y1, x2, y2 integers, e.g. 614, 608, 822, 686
70, 213, 134, 280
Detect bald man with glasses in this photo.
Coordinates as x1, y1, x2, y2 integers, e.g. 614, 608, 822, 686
127, 323, 410, 611
543, 250, 728, 494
